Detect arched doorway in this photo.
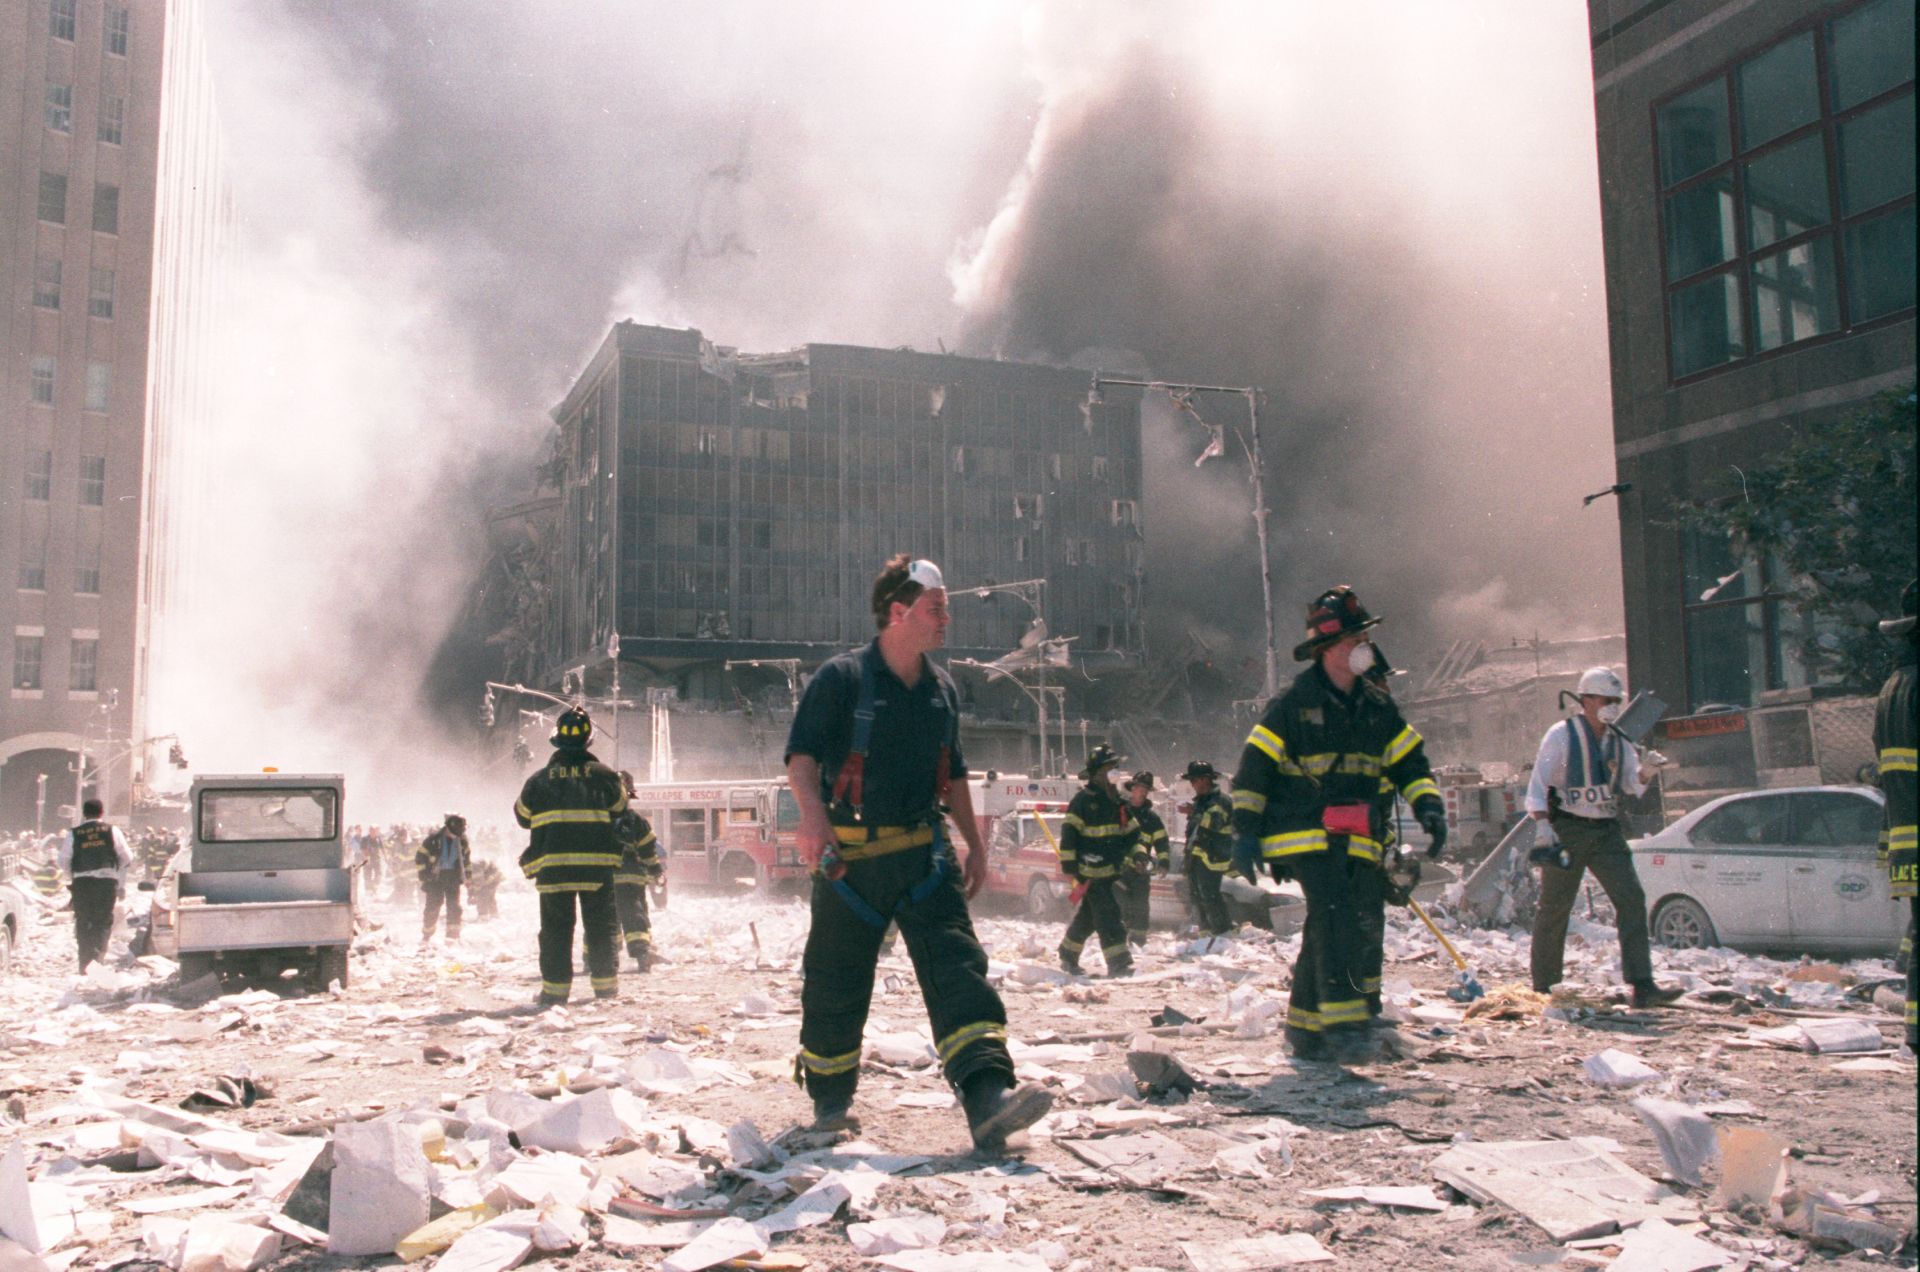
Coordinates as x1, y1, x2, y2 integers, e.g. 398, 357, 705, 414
0, 733, 85, 835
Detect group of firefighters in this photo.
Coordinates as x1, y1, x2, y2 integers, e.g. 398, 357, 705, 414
27, 550, 1913, 1153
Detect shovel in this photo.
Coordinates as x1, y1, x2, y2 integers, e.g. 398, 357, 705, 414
1406, 896, 1485, 1002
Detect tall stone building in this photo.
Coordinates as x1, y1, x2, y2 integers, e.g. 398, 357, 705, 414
1588, 0, 1914, 724
0, 0, 227, 828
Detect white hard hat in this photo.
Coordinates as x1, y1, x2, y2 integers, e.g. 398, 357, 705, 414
1576, 666, 1625, 700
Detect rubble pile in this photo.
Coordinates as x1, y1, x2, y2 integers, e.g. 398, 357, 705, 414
0, 884, 1911, 1269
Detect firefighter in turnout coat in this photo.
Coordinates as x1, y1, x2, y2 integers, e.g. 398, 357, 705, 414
785, 555, 1053, 1150
1232, 587, 1447, 1063
1058, 745, 1144, 977
1181, 760, 1234, 936
516, 708, 627, 1006
612, 772, 664, 972
1874, 580, 1917, 1052
416, 813, 471, 943
1117, 772, 1169, 945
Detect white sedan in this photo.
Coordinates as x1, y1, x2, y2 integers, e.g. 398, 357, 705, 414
1630, 785, 1906, 956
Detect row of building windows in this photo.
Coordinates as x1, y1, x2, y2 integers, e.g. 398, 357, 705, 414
25, 358, 114, 412
31, 260, 114, 316
16, 560, 102, 594
49, 0, 129, 54
19, 452, 109, 504
1657, 0, 1915, 379
11, 635, 99, 694
44, 83, 125, 144
36, 174, 119, 233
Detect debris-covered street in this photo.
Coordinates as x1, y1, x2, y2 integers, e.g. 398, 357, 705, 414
2, 873, 1911, 1271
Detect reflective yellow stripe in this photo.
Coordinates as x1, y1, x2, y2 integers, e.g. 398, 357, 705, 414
1319, 998, 1368, 1025
1360, 976, 1382, 992
1287, 1006, 1324, 1031
527, 852, 623, 869
631, 831, 658, 849
1401, 777, 1441, 806
798, 1047, 862, 1076
1262, 829, 1327, 857
833, 824, 934, 858
1384, 726, 1421, 767
1101, 942, 1130, 960
535, 881, 609, 893
1078, 862, 1121, 878
1060, 935, 1085, 954
1887, 826, 1918, 847
529, 809, 613, 828
625, 930, 652, 945
1247, 725, 1286, 764
1068, 822, 1133, 838
614, 873, 650, 884
1233, 790, 1268, 813
1299, 753, 1338, 776
1345, 836, 1383, 862
590, 976, 618, 990
541, 981, 571, 996
936, 1021, 1007, 1067
1879, 747, 1918, 774
515, 800, 534, 820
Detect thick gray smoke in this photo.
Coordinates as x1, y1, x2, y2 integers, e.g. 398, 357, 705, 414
161, 2, 1615, 815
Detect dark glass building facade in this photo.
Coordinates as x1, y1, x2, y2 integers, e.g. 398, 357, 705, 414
543, 323, 1147, 685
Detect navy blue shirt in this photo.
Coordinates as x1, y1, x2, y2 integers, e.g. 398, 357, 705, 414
785, 640, 967, 824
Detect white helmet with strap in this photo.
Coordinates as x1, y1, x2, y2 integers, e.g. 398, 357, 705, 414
1576, 666, 1625, 700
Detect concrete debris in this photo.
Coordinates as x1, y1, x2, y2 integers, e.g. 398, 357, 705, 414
1791, 1018, 1884, 1053
1058, 1132, 1196, 1189
1602, 1216, 1733, 1271
1430, 1138, 1697, 1242
0, 1146, 75, 1255
1629, 1098, 1719, 1187
516, 1086, 652, 1154
1178, 1232, 1335, 1267
1583, 1049, 1662, 1089
847, 1212, 947, 1255
1126, 1048, 1197, 1094
1303, 1185, 1446, 1211
326, 1118, 432, 1256
725, 1118, 779, 1170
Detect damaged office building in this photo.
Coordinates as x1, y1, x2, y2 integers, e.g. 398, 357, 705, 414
475, 322, 1152, 777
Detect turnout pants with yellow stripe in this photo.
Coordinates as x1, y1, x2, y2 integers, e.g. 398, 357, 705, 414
1061, 875, 1131, 969
1286, 843, 1370, 1037
797, 837, 1014, 1105
1350, 859, 1388, 1016
613, 880, 652, 961
536, 877, 619, 1001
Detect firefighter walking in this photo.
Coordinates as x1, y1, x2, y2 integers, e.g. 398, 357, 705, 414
1874, 580, 1916, 1054
785, 555, 1052, 1150
1117, 772, 1169, 945
516, 707, 627, 1006
1180, 760, 1234, 936
1232, 587, 1448, 1063
1057, 745, 1144, 977
612, 773, 665, 972
416, 813, 471, 944
59, 799, 131, 971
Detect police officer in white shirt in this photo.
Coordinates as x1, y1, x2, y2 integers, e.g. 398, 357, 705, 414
1525, 667, 1682, 1008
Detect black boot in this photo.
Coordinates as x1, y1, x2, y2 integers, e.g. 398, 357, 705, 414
1631, 981, 1684, 1009
811, 1099, 860, 1133
632, 944, 653, 973
1059, 949, 1083, 977
1283, 1026, 1328, 1061
961, 1077, 1053, 1152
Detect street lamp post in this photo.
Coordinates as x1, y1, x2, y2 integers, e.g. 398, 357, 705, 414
953, 658, 1055, 777
952, 579, 1063, 774
1090, 375, 1281, 702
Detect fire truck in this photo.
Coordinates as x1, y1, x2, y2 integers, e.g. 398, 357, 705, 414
628, 771, 1189, 927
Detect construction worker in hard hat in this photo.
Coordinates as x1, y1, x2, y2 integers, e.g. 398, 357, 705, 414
515, 707, 627, 1006
1057, 744, 1146, 977
1232, 586, 1447, 1064
1525, 666, 1683, 1008
415, 813, 471, 945
1117, 772, 1169, 947
1179, 760, 1234, 936
1872, 579, 1916, 1054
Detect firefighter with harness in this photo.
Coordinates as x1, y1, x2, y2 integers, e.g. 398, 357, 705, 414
1180, 760, 1234, 936
612, 772, 665, 972
1117, 771, 1168, 946
785, 555, 1053, 1151
1057, 745, 1144, 977
1232, 587, 1448, 1063
515, 707, 627, 1006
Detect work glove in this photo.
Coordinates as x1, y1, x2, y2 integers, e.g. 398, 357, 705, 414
1417, 806, 1448, 859
1230, 833, 1262, 883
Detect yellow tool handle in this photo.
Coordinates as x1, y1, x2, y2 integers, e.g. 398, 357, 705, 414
1408, 896, 1470, 973
1029, 809, 1063, 854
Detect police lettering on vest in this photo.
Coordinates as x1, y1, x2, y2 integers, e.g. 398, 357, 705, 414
1557, 717, 1622, 819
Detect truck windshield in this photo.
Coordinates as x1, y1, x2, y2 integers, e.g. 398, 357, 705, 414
200, 789, 338, 842
775, 789, 800, 832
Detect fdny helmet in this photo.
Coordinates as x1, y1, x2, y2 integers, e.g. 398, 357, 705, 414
1292, 585, 1382, 662
1081, 744, 1125, 779
550, 706, 593, 748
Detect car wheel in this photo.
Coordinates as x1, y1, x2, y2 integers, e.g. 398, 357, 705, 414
314, 945, 349, 992
1026, 877, 1059, 922
1651, 896, 1717, 950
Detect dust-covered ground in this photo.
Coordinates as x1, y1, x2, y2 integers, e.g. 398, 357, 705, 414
1, 868, 1913, 1272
